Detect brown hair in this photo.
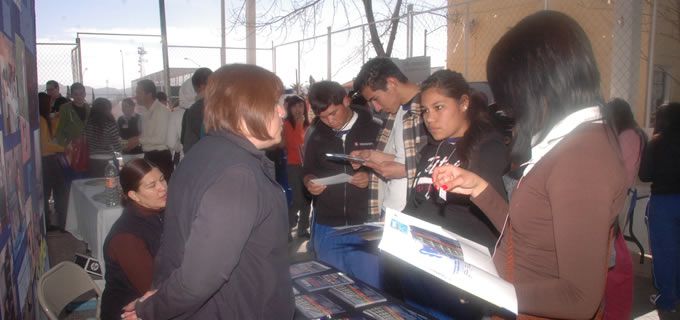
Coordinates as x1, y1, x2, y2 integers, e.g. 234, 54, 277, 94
203, 64, 283, 140
120, 159, 157, 204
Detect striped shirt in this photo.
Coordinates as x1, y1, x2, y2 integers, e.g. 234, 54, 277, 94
84, 120, 122, 156
368, 100, 427, 217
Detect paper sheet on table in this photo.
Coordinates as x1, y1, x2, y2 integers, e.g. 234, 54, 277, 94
310, 173, 353, 185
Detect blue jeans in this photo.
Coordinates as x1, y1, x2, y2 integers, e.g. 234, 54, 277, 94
311, 222, 381, 289
647, 194, 680, 310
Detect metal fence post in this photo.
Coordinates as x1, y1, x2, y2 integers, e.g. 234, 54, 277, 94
272, 41, 276, 74
120, 50, 126, 96
424, 29, 427, 57
327, 26, 332, 80
246, 0, 256, 64
407, 4, 414, 58
644, 0, 658, 128
464, 4, 470, 78
221, 0, 226, 66
362, 25, 366, 64
159, 0, 171, 96
75, 37, 83, 83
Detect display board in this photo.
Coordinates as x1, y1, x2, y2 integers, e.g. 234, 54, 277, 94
0, 0, 47, 319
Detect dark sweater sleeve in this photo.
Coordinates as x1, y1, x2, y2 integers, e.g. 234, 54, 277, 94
137, 166, 259, 319
638, 138, 654, 182
468, 135, 509, 201
471, 185, 509, 232
108, 233, 154, 294
180, 110, 189, 150
182, 102, 203, 153
302, 135, 320, 178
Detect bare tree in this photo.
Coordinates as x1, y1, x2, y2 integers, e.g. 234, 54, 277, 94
362, 0, 402, 57
228, 0, 406, 57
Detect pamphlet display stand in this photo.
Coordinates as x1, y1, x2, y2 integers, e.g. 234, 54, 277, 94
291, 260, 433, 320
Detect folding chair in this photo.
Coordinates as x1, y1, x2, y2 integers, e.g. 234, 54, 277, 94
37, 261, 102, 320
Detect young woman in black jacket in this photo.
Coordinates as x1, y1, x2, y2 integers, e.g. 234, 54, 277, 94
407, 69, 508, 249
398, 70, 509, 319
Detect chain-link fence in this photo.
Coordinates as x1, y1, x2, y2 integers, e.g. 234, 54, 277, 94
271, 4, 451, 89
77, 33, 163, 95
167, 45, 273, 73
36, 0, 678, 126
36, 42, 79, 89
445, 0, 655, 125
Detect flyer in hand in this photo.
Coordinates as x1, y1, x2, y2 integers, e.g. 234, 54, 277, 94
378, 208, 518, 315
290, 261, 331, 278
310, 173, 353, 186
295, 272, 355, 292
295, 293, 345, 319
328, 282, 387, 308
362, 304, 428, 320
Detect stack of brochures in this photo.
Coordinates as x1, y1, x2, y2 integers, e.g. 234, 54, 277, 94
295, 272, 355, 292
295, 293, 345, 319
290, 261, 331, 279
362, 304, 429, 320
290, 260, 431, 319
329, 283, 387, 308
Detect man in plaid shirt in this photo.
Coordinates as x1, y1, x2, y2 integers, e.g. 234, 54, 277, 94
350, 58, 428, 219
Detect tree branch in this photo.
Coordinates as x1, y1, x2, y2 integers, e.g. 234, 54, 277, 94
384, 0, 402, 56
362, 0, 386, 56
258, 0, 323, 28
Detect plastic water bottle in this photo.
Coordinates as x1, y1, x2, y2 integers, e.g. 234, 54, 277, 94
104, 160, 120, 207
113, 151, 123, 173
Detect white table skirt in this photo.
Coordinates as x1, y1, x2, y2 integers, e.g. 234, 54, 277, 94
65, 178, 123, 272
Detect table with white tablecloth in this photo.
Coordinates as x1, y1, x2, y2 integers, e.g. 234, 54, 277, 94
65, 178, 123, 272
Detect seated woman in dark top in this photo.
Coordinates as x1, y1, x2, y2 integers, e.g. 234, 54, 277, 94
101, 159, 167, 320
406, 69, 508, 249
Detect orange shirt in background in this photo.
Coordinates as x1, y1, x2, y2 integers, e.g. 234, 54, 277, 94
283, 120, 306, 165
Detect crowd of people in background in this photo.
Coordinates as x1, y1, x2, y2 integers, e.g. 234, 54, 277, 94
37, 9, 680, 320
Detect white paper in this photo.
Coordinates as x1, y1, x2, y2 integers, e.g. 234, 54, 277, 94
379, 208, 518, 314
310, 173, 353, 186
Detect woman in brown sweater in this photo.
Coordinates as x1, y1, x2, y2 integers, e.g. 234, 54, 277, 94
432, 11, 627, 319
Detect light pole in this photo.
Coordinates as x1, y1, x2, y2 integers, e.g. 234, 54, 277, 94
120, 50, 126, 97
159, 0, 171, 96
184, 57, 200, 67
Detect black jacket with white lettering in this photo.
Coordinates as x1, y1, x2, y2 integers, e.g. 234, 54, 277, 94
303, 107, 382, 226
